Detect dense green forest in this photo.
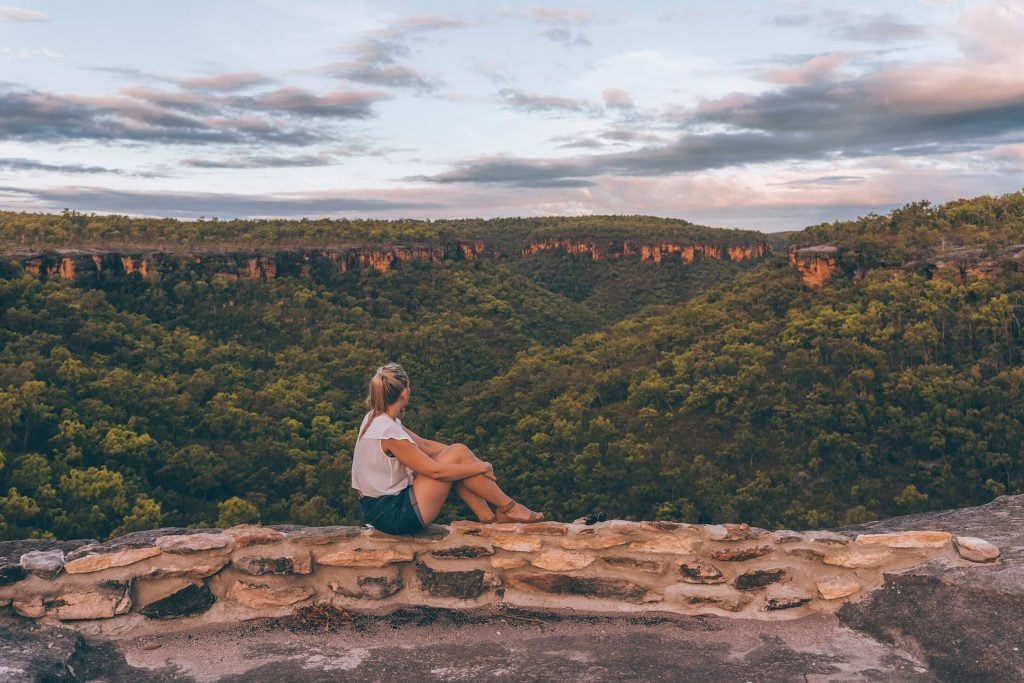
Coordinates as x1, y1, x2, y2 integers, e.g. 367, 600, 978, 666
0, 210, 763, 251
1, 194, 1023, 539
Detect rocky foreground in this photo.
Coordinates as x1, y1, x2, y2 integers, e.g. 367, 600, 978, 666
1, 495, 1021, 681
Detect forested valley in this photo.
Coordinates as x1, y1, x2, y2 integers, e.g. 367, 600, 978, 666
1, 193, 1023, 540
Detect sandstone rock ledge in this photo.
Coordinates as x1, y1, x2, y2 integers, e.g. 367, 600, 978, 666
0, 519, 999, 638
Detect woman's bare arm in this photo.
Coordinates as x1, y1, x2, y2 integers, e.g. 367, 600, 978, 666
383, 438, 491, 481
402, 427, 447, 458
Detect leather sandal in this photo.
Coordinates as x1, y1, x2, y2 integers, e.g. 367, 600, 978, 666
495, 499, 544, 524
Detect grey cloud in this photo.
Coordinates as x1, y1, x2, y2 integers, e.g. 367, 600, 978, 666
537, 27, 592, 47
829, 12, 928, 42
498, 88, 593, 114
0, 157, 161, 176
599, 129, 662, 143
0, 83, 382, 146
421, 75, 1024, 187
326, 14, 471, 92
326, 39, 437, 91
556, 137, 604, 149
764, 14, 813, 27
0, 185, 438, 217
181, 153, 340, 169
242, 87, 387, 118
773, 175, 866, 186
766, 10, 927, 43
417, 159, 596, 188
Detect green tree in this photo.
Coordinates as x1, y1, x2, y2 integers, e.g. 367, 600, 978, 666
217, 496, 260, 527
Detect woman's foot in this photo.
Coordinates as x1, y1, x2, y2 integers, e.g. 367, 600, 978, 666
495, 499, 544, 523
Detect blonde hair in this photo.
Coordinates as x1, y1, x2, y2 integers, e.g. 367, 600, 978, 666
357, 362, 410, 441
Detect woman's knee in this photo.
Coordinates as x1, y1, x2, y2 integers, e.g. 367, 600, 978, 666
439, 443, 477, 462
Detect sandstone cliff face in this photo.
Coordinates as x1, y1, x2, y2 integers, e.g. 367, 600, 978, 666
787, 242, 1024, 288
787, 245, 840, 288
5, 238, 772, 282
522, 239, 769, 264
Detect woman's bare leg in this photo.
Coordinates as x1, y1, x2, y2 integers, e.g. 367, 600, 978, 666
412, 444, 540, 524
453, 482, 494, 521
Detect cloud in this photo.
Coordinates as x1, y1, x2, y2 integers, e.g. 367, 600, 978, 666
0, 157, 154, 175
0, 185, 438, 217
390, 15, 474, 30
176, 72, 273, 92
0, 6, 48, 21
761, 53, 853, 85
766, 9, 927, 43
764, 14, 813, 27
324, 14, 472, 91
536, 26, 592, 47
320, 42, 437, 91
1, 46, 63, 60
180, 153, 340, 169
525, 5, 593, 24
0, 83, 386, 146
417, 157, 597, 188
829, 12, 928, 42
421, 49, 1024, 188
498, 87, 593, 114
601, 88, 633, 108
242, 87, 387, 118
957, 0, 1024, 61
772, 175, 866, 187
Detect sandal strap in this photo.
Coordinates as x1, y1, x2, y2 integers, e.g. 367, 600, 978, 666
497, 499, 517, 513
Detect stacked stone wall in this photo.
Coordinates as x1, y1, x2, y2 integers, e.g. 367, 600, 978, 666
0, 521, 1000, 637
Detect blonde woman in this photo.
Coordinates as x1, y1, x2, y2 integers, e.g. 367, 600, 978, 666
352, 363, 544, 534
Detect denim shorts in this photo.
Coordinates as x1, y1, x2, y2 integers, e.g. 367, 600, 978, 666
359, 486, 426, 535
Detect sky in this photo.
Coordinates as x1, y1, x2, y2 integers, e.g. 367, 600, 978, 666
1, 0, 1023, 231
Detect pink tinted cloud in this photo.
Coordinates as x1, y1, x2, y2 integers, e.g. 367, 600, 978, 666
528, 6, 592, 23
0, 6, 48, 21
762, 53, 853, 85
602, 88, 633, 108
177, 72, 272, 92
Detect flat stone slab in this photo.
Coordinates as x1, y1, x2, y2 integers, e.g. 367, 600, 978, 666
155, 533, 232, 554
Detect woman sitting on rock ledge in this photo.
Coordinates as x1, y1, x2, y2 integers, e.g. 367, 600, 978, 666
352, 363, 544, 535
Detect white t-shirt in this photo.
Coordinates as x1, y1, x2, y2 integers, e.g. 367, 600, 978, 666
351, 412, 415, 497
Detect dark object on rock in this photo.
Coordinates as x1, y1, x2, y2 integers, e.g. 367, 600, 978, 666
711, 545, 773, 562
414, 561, 486, 599
431, 546, 494, 559
509, 573, 648, 603
579, 511, 608, 525
274, 603, 353, 633
139, 583, 216, 619
678, 560, 726, 584
733, 569, 786, 591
